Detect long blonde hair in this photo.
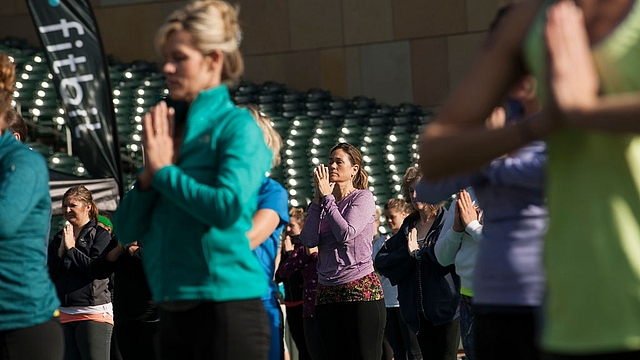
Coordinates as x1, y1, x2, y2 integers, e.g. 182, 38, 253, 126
244, 105, 283, 169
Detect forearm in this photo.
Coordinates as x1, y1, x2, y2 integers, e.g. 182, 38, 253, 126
483, 144, 546, 190
300, 205, 321, 248
325, 193, 376, 243
420, 114, 554, 180
248, 209, 281, 250
113, 185, 158, 244
567, 94, 640, 133
90, 256, 117, 280
434, 229, 464, 266
276, 247, 304, 278
416, 173, 482, 204
466, 221, 483, 242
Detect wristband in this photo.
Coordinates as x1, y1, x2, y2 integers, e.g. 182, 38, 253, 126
412, 249, 422, 260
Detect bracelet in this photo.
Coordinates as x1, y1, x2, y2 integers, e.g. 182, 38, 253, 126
412, 249, 422, 260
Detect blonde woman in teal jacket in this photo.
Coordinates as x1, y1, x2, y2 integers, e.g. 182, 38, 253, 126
113, 2, 272, 359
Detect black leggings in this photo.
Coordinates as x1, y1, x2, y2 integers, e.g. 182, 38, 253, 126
116, 320, 158, 360
386, 307, 422, 360
0, 318, 64, 360
314, 299, 386, 360
303, 316, 327, 360
158, 299, 270, 360
286, 304, 310, 360
474, 306, 540, 360
416, 314, 460, 360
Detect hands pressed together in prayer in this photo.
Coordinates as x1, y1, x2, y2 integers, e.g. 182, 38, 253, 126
452, 189, 479, 233
312, 164, 335, 205
543, 1, 599, 129
138, 101, 176, 190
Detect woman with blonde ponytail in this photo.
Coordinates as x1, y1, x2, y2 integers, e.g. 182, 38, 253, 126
113, 1, 272, 359
300, 142, 386, 359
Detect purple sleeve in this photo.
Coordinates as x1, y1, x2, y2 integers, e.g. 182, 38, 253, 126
416, 172, 484, 204
483, 142, 546, 190
323, 192, 376, 244
277, 244, 306, 278
300, 203, 322, 248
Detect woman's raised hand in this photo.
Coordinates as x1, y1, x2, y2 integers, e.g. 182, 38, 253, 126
407, 228, 419, 255
457, 189, 478, 229
545, 0, 599, 124
313, 164, 335, 198
139, 101, 176, 189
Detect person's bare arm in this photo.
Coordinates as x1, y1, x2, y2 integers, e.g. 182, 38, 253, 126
420, 1, 552, 180
248, 209, 281, 250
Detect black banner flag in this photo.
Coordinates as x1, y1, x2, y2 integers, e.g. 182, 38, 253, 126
27, 0, 122, 197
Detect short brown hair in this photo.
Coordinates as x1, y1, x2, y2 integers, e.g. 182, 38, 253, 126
5, 109, 27, 142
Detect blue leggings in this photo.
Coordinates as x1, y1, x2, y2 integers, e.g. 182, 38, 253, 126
459, 295, 476, 360
263, 297, 284, 360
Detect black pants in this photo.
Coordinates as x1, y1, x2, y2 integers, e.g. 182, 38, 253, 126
544, 351, 640, 360
315, 299, 386, 360
116, 320, 158, 360
386, 307, 422, 360
287, 304, 310, 360
0, 318, 63, 360
475, 306, 540, 360
158, 299, 270, 360
416, 314, 459, 360
303, 316, 327, 360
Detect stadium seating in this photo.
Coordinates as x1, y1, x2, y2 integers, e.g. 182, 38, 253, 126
2, 37, 434, 233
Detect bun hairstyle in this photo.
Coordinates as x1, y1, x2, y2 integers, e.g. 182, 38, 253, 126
0, 53, 15, 127
289, 207, 306, 227
157, 0, 244, 86
330, 142, 368, 190
63, 185, 99, 221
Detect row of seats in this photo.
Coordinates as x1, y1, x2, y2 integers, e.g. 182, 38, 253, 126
1, 37, 432, 223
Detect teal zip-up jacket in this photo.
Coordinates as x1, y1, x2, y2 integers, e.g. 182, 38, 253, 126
0, 130, 60, 330
114, 85, 272, 303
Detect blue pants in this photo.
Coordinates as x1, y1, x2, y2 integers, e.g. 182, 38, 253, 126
459, 295, 476, 360
263, 297, 283, 360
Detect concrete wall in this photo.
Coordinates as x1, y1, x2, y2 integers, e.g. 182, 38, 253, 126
0, 0, 508, 107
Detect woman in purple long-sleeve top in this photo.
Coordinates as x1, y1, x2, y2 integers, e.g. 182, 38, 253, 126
300, 142, 386, 360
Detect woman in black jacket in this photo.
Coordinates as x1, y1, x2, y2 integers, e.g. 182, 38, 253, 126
48, 185, 113, 360
375, 167, 460, 360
